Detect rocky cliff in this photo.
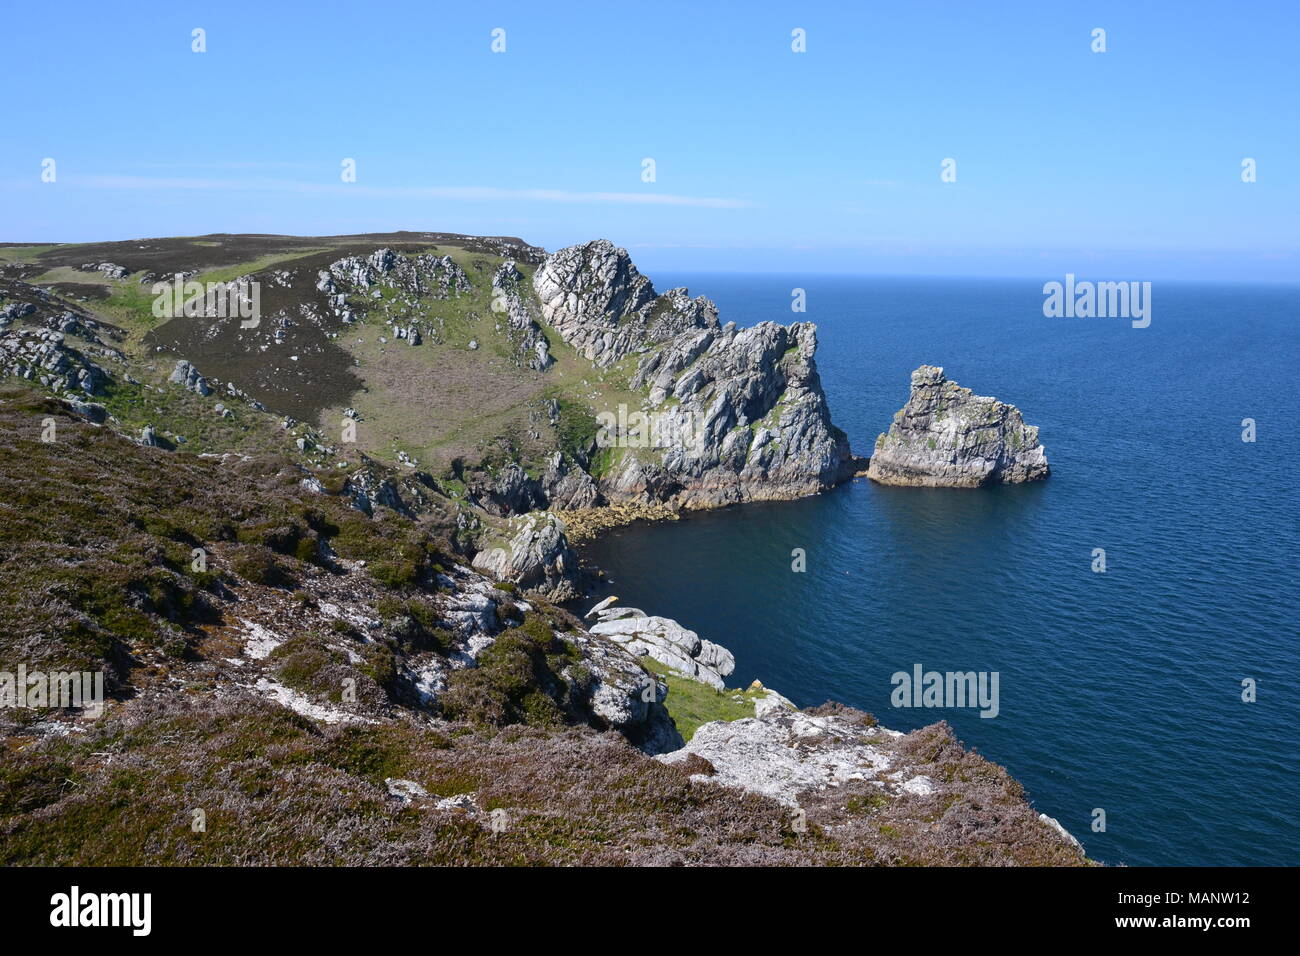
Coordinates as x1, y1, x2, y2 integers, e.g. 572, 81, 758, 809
470, 511, 584, 602
534, 240, 860, 508
867, 365, 1049, 487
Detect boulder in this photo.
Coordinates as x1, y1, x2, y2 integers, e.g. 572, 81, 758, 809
587, 604, 735, 689
167, 359, 211, 396
61, 398, 107, 423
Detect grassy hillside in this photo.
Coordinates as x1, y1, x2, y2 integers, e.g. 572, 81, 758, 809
0, 233, 646, 486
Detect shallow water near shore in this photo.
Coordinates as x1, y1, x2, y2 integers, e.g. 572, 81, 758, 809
575, 273, 1300, 867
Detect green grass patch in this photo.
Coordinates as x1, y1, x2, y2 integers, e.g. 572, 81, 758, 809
643, 662, 764, 741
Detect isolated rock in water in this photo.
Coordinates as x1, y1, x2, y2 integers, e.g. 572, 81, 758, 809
867, 365, 1049, 487
587, 604, 736, 689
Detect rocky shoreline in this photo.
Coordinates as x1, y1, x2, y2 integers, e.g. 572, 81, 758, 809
549, 500, 682, 543
573, 593, 1087, 859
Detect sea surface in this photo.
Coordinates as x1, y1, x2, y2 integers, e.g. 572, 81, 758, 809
576, 273, 1300, 867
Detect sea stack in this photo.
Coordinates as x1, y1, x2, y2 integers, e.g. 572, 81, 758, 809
867, 365, 1049, 487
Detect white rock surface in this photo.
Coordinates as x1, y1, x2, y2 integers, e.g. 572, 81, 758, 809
1038, 812, 1084, 849
587, 604, 735, 689
658, 711, 892, 806
384, 778, 428, 805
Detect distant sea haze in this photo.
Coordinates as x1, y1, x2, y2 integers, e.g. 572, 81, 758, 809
579, 272, 1300, 867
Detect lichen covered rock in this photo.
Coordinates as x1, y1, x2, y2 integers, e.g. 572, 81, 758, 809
586, 603, 736, 690
867, 365, 1049, 487
471, 510, 583, 601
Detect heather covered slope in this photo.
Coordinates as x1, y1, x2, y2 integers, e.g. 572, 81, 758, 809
0, 232, 859, 520
0, 390, 1088, 866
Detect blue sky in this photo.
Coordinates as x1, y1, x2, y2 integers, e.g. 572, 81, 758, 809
4, 0, 1297, 280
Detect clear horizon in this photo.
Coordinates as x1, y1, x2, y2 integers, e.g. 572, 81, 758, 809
4, 0, 1297, 282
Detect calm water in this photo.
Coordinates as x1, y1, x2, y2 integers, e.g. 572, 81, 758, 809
577, 274, 1300, 867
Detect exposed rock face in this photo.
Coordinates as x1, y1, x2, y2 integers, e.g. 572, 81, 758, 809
168, 358, 211, 396
410, 565, 678, 751
563, 627, 680, 752
467, 461, 547, 517
343, 468, 406, 516
658, 703, 1085, 857
540, 452, 600, 510
324, 248, 470, 299
610, 320, 856, 506
0, 301, 36, 323
586, 603, 736, 689
0, 328, 107, 395
867, 365, 1049, 487
471, 511, 583, 601
659, 709, 896, 806
80, 261, 130, 280
534, 240, 859, 507
491, 261, 554, 371
534, 243, 714, 367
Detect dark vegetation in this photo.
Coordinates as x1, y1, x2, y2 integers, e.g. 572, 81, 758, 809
0, 386, 453, 692
0, 387, 1087, 867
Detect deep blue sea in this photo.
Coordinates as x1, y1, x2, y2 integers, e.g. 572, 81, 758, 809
577, 273, 1300, 867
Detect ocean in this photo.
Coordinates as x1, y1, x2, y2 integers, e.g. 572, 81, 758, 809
576, 272, 1300, 867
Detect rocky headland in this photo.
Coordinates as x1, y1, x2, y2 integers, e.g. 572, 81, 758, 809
0, 391, 1087, 864
534, 240, 862, 509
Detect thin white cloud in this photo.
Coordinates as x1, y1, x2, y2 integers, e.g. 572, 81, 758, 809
131, 161, 317, 170
73, 175, 754, 208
